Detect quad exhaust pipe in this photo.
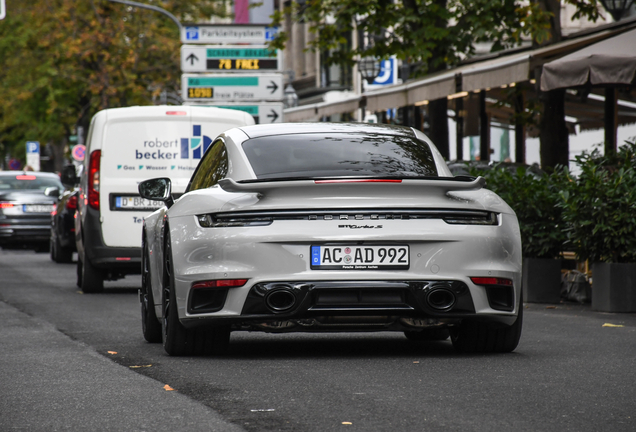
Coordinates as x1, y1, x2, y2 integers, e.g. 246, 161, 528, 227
265, 287, 297, 312
425, 287, 456, 311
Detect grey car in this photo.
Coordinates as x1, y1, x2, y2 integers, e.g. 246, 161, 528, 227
0, 171, 63, 251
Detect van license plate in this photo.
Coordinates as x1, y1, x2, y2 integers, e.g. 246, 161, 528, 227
310, 245, 409, 270
115, 196, 164, 210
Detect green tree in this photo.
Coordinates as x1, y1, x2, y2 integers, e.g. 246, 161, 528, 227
0, 0, 228, 171
270, 0, 601, 160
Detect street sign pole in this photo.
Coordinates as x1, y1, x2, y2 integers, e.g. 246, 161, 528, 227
0, 0, 6, 20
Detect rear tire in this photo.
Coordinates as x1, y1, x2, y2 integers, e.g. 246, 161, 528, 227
80, 255, 104, 293
161, 232, 231, 356
162, 232, 194, 356
450, 295, 523, 353
141, 240, 162, 343
52, 235, 73, 263
404, 328, 450, 341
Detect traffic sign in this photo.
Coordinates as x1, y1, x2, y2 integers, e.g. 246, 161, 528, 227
187, 103, 284, 124
72, 145, 86, 162
26, 141, 40, 171
181, 24, 278, 44
182, 74, 284, 102
181, 45, 282, 73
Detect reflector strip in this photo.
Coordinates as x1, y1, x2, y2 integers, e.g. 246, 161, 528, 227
471, 277, 513, 286
16, 175, 37, 180
116, 257, 131, 261
166, 111, 187, 115
315, 179, 402, 184
192, 279, 248, 289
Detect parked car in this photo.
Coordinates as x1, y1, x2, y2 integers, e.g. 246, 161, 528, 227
50, 165, 80, 263
139, 123, 523, 356
75, 105, 255, 293
0, 171, 63, 252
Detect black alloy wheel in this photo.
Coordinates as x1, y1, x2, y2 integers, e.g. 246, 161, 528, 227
141, 237, 162, 343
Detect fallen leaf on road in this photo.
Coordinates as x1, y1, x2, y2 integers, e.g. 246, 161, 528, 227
413, 361, 420, 364
602, 323, 624, 328
342, 422, 352, 425
107, 351, 117, 355
164, 384, 175, 391
546, 306, 557, 309
129, 365, 152, 368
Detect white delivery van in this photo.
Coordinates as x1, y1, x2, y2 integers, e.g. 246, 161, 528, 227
74, 106, 255, 293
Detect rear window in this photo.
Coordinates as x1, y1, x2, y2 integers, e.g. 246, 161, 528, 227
0, 175, 63, 190
241, 133, 438, 179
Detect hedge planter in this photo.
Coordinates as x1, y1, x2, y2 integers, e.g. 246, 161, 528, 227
523, 258, 562, 304
592, 263, 636, 313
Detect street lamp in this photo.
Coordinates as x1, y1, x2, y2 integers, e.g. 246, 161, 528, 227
283, 83, 298, 108
358, 56, 381, 84
357, 56, 381, 121
600, 0, 635, 21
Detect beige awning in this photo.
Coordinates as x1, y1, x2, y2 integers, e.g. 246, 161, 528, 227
541, 27, 636, 91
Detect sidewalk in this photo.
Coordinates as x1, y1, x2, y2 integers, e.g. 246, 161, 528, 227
0, 301, 245, 432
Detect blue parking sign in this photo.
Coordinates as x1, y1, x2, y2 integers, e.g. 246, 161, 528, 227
26, 141, 40, 153
185, 26, 199, 41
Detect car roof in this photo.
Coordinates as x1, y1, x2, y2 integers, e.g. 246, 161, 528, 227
237, 122, 417, 139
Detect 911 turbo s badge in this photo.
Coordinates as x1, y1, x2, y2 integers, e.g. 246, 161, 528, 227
338, 224, 383, 229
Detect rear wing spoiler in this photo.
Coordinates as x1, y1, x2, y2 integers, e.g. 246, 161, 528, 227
218, 177, 486, 195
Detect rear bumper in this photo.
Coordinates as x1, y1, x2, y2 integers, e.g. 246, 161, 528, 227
81, 206, 141, 274
0, 223, 50, 244
181, 279, 518, 330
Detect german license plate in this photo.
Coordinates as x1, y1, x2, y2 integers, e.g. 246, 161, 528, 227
311, 245, 409, 270
114, 196, 164, 210
23, 204, 54, 213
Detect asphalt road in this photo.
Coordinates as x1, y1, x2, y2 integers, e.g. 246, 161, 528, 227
1, 248, 635, 432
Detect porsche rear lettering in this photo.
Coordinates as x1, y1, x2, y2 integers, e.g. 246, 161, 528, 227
338, 224, 383, 229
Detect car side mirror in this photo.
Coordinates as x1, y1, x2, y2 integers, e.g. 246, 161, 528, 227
139, 177, 174, 208
60, 165, 78, 187
44, 187, 61, 198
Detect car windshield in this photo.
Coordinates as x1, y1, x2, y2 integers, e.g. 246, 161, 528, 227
242, 133, 438, 180
0, 175, 62, 191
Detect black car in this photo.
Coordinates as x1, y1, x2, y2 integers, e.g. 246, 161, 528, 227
50, 188, 78, 262
50, 165, 81, 263
0, 171, 63, 251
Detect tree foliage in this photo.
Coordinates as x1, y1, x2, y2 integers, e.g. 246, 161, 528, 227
0, 0, 229, 170
270, 0, 602, 74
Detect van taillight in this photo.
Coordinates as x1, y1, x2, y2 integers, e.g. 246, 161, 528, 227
88, 150, 101, 210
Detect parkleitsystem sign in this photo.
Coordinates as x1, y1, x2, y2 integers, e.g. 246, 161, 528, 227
181, 45, 282, 73
181, 74, 283, 103
180, 24, 284, 123
181, 25, 278, 45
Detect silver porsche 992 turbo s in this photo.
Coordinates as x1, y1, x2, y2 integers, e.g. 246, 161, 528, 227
138, 123, 523, 356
